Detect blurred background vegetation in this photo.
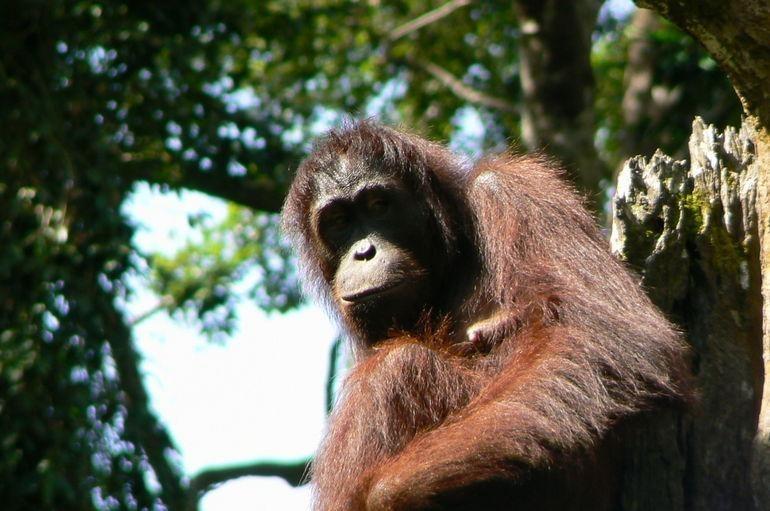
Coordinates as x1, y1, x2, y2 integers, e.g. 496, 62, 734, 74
0, 0, 741, 509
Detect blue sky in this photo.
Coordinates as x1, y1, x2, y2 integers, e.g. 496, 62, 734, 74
123, 185, 336, 510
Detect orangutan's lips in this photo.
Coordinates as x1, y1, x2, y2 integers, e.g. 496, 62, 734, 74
340, 281, 404, 303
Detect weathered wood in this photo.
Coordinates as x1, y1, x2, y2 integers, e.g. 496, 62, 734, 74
612, 118, 763, 510
627, 6, 770, 505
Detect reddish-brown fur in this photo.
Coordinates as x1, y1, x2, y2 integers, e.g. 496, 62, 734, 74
282, 122, 691, 510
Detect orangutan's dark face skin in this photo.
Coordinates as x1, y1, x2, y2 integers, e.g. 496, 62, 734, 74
310, 162, 436, 344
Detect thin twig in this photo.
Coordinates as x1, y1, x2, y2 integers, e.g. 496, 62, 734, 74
388, 0, 472, 41
415, 59, 518, 113
130, 295, 175, 326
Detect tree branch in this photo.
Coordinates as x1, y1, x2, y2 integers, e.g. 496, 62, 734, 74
188, 458, 311, 503
121, 157, 286, 213
386, 1, 515, 114
130, 295, 175, 326
325, 337, 344, 414
410, 58, 518, 113
388, 0, 473, 41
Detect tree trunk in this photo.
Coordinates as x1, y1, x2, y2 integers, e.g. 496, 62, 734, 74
620, 8, 666, 161
513, 0, 605, 198
615, 1, 770, 508
612, 118, 761, 509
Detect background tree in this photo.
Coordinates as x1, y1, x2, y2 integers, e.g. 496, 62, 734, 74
0, 0, 763, 509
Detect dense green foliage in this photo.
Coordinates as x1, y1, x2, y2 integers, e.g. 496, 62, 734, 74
148, 207, 299, 339
0, 1, 739, 509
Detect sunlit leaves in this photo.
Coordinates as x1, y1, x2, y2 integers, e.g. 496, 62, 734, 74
148, 206, 301, 340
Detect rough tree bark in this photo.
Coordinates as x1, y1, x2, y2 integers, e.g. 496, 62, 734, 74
617, 1, 770, 509
613, 118, 761, 510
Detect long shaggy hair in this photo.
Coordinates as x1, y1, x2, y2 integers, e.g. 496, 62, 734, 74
281, 121, 692, 511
